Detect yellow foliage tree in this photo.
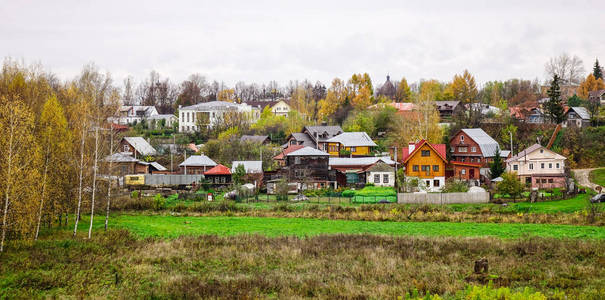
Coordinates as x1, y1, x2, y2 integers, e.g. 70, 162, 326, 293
217, 89, 237, 102
317, 78, 348, 121
444, 70, 478, 103
418, 79, 446, 101
396, 77, 413, 102
577, 74, 605, 99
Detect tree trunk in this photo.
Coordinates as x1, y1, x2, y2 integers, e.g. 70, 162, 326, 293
73, 128, 86, 238
105, 132, 113, 231
88, 126, 99, 239
35, 146, 50, 240
1, 125, 14, 252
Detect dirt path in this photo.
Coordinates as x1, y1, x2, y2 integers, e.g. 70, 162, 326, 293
573, 168, 601, 191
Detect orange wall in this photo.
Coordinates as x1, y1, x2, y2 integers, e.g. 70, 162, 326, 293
404, 144, 445, 178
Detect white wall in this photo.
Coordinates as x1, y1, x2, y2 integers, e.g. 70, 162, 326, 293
506, 147, 565, 176
366, 171, 395, 187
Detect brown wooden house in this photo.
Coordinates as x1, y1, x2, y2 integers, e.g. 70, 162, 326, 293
280, 146, 334, 189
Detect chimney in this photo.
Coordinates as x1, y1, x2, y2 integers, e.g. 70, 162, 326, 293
408, 141, 416, 154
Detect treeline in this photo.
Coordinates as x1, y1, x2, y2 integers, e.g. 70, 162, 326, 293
0, 60, 121, 251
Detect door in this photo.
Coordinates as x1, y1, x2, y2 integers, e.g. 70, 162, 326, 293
469, 168, 475, 179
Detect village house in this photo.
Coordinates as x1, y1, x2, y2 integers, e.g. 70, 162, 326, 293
120, 137, 158, 158
285, 125, 343, 151
103, 153, 166, 176
329, 156, 395, 187
178, 101, 260, 132
280, 146, 335, 189
449, 128, 510, 181
179, 155, 217, 174
448, 161, 482, 186
402, 140, 447, 192
326, 132, 377, 157
506, 144, 567, 189
273, 145, 305, 167
203, 164, 232, 186
434, 101, 463, 121
510, 106, 545, 124
246, 99, 291, 117
563, 106, 591, 128
588, 89, 605, 106
110, 105, 159, 125
147, 114, 177, 129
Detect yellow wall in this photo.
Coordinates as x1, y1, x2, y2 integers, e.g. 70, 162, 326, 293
404, 144, 445, 178
327, 143, 371, 156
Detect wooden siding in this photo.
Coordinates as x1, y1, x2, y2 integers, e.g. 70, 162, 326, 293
404, 144, 445, 179
327, 142, 371, 156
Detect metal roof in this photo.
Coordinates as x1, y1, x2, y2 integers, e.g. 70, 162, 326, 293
123, 137, 158, 156
149, 162, 167, 171
506, 144, 566, 163
569, 107, 590, 120
304, 125, 343, 142
286, 146, 330, 156
179, 155, 217, 167
460, 128, 501, 157
180, 101, 243, 111
326, 132, 377, 147
231, 161, 263, 173
289, 132, 315, 147
103, 152, 140, 163
329, 156, 395, 166
240, 135, 269, 143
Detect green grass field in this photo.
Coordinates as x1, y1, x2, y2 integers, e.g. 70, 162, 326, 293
449, 193, 596, 213
73, 214, 605, 239
590, 168, 605, 187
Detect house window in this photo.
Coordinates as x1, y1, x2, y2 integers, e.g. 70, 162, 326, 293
374, 174, 380, 184
461, 169, 466, 175
421, 150, 430, 157
541, 179, 547, 183
413, 165, 419, 172
383, 174, 389, 183
540, 149, 544, 153
123, 145, 130, 152
290, 140, 296, 145
425, 180, 431, 187
541, 163, 545, 169
549, 163, 552, 168
556, 163, 560, 168
548, 179, 554, 183
350, 147, 356, 152
294, 157, 301, 164
433, 165, 439, 172
421, 165, 429, 172
460, 135, 464, 142
458, 147, 468, 152
433, 179, 440, 187
529, 163, 533, 170
536, 178, 540, 183
181, 112, 184, 120
471, 147, 476, 152
513, 165, 518, 171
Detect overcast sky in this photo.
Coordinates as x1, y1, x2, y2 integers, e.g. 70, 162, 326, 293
1, 0, 604, 88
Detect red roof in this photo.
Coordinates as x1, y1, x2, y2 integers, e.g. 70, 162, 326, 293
274, 144, 305, 160
401, 139, 447, 163
203, 164, 231, 175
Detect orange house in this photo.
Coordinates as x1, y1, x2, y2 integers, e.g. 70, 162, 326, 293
402, 139, 447, 191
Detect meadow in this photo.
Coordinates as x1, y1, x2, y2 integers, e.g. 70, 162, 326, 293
590, 168, 605, 187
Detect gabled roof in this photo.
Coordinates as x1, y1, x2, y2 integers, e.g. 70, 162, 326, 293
123, 137, 158, 156
286, 146, 330, 157
179, 155, 217, 167
326, 132, 377, 147
104, 152, 140, 163
204, 164, 231, 175
566, 107, 590, 119
329, 156, 395, 167
180, 101, 242, 111
435, 101, 461, 111
287, 132, 315, 147
588, 89, 605, 98
456, 128, 501, 157
148, 161, 167, 171
402, 140, 447, 163
274, 145, 305, 160
364, 161, 395, 172
240, 135, 269, 143
304, 125, 344, 142
507, 144, 567, 163
231, 161, 263, 173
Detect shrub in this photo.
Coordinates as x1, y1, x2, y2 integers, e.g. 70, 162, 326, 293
113, 196, 154, 210
441, 178, 469, 193
153, 194, 166, 211
131, 190, 139, 198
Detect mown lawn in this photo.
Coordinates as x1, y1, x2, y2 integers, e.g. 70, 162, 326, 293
590, 168, 605, 187
73, 214, 605, 239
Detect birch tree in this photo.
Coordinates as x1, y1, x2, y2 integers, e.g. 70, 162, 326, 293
0, 96, 40, 252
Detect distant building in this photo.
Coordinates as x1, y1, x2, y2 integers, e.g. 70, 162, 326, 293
329, 157, 395, 187
376, 75, 397, 100
120, 137, 158, 158
240, 135, 271, 144
588, 89, 605, 106
281, 146, 334, 189
203, 164, 232, 186
285, 125, 343, 151
273, 145, 305, 166
178, 101, 260, 132
506, 144, 567, 189
434, 101, 463, 120
103, 153, 166, 176
563, 107, 591, 128
246, 99, 291, 117
110, 105, 159, 125
147, 114, 177, 129
325, 132, 377, 157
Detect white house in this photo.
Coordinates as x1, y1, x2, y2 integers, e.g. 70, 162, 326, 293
506, 144, 567, 189
110, 106, 159, 125
271, 100, 291, 117
178, 101, 260, 132
147, 114, 177, 129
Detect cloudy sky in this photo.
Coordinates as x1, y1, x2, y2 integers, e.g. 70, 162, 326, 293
1, 0, 604, 87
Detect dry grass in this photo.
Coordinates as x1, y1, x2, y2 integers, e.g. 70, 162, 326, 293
1, 230, 604, 298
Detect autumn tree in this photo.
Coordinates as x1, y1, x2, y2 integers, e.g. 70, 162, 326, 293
34, 95, 72, 240
0, 96, 40, 252
176, 74, 209, 107
445, 70, 478, 103
396, 77, 413, 102
348, 73, 374, 109
418, 79, 446, 101
318, 78, 348, 121
545, 53, 585, 85
577, 74, 605, 99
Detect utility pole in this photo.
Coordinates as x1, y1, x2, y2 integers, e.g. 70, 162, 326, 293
171, 134, 175, 172
88, 125, 99, 239
183, 151, 187, 175
105, 128, 114, 231
509, 130, 513, 156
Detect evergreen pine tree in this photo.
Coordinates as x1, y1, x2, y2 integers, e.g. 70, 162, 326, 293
594, 59, 603, 80
545, 75, 566, 124
489, 148, 505, 179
